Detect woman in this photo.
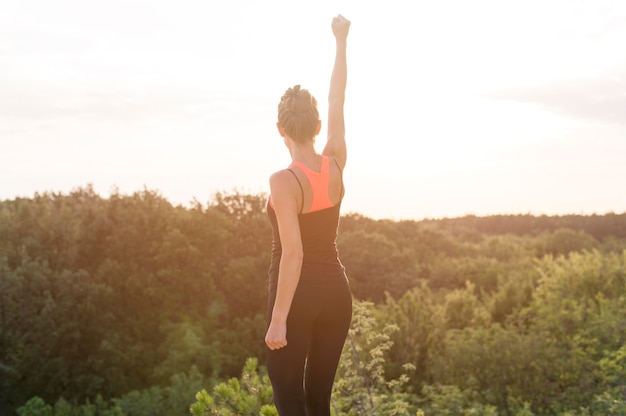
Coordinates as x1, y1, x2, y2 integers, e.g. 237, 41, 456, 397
265, 14, 352, 416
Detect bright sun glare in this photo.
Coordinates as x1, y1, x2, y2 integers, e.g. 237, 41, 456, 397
1, 0, 625, 219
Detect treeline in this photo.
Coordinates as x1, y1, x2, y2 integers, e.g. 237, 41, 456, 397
1, 186, 625, 415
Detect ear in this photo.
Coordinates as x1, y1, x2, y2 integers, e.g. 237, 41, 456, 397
276, 122, 286, 137
316, 120, 322, 135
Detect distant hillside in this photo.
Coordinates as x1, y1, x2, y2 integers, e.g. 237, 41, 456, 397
421, 212, 626, 239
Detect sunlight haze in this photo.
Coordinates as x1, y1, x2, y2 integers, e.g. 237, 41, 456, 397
1, 0, 625, 220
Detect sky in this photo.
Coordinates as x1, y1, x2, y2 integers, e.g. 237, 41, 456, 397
1, 0, 625, 220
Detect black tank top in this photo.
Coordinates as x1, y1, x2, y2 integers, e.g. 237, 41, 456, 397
266, 157, 346, 290
267, 203, 346, 290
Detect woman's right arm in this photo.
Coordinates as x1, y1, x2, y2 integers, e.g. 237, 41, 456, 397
323, 15, 350, 171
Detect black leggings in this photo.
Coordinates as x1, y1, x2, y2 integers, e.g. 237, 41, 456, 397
266, 277, 352, 416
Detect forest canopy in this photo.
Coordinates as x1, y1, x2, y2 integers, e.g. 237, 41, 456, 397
1, 186, 625, 415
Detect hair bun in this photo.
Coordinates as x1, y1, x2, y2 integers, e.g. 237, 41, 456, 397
277, 85, 320, 143
285, 85, 302, 101
282, 85, 309, 114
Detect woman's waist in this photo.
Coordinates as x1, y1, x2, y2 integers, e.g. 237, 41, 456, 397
268, 266, 348, 293
269, 260, 345, 278
269, 258, 344, 274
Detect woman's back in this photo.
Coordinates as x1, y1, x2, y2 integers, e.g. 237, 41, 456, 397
287, 155, 344, 214
267, 155, 346, 288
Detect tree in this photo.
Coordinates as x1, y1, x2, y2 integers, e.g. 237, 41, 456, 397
332, 301, 418, 415
338, 230, 416, 301
378, 283, 442, 390
189, 358, 276, 416
2, 257, 113, 407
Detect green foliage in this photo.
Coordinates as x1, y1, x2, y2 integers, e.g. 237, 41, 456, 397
17, 397, 53, 416
189, 358, 276, 416
378, 283, 442, 389
2, 188, 626, 415
534, 228, 598, 257
53, 395, 124, 416
2, 256, 113, 405
112, 367, 205, 416
588, 390, 626, 415
486, 266, 537, 323
154, 322, 211, 382
522, 250, 626, 413
441, 281, 491, 330
431, 324, 562, 413
15, 368, 203, 416
430, 249, 626, 415
0, 189, 268, 412
207, 314, 267, 377
419, 385, 499, 416
597, 343, 626, 393
188, 302, 424, 416
428, 213, 626, 240
332, 301, 417, 415
337, 229, 416, 301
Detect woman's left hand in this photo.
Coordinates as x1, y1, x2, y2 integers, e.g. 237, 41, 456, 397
332, 14, 351, 40
265, 321, 288, 350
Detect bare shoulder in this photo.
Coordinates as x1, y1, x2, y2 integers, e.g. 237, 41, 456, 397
269, 169, 300, 211
270, 169, 296, 191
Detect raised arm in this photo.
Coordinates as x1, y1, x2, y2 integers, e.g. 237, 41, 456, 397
322, 15, 350, 170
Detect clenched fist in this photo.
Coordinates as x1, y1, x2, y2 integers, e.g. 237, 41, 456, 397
265, 320, 287, 350
332, 14, 350, 40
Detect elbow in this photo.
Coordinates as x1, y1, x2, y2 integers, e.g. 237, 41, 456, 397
282, 246, 304, 264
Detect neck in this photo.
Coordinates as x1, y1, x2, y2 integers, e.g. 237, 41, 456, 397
288, 141, 318, 164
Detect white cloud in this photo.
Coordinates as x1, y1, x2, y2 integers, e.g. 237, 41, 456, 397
485, 69, 626, 126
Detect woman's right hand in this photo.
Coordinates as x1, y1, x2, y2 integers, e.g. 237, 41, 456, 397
332, 14, 351, 40
265, 320, 288, 350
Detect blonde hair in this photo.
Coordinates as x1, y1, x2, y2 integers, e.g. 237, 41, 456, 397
277, 85, 320, 143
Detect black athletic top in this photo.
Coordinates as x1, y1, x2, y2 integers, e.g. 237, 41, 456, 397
266, 160, 346, 291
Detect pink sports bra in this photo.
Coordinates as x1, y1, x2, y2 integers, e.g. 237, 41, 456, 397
288, 156, 334, 213
269, 156, 343, 214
